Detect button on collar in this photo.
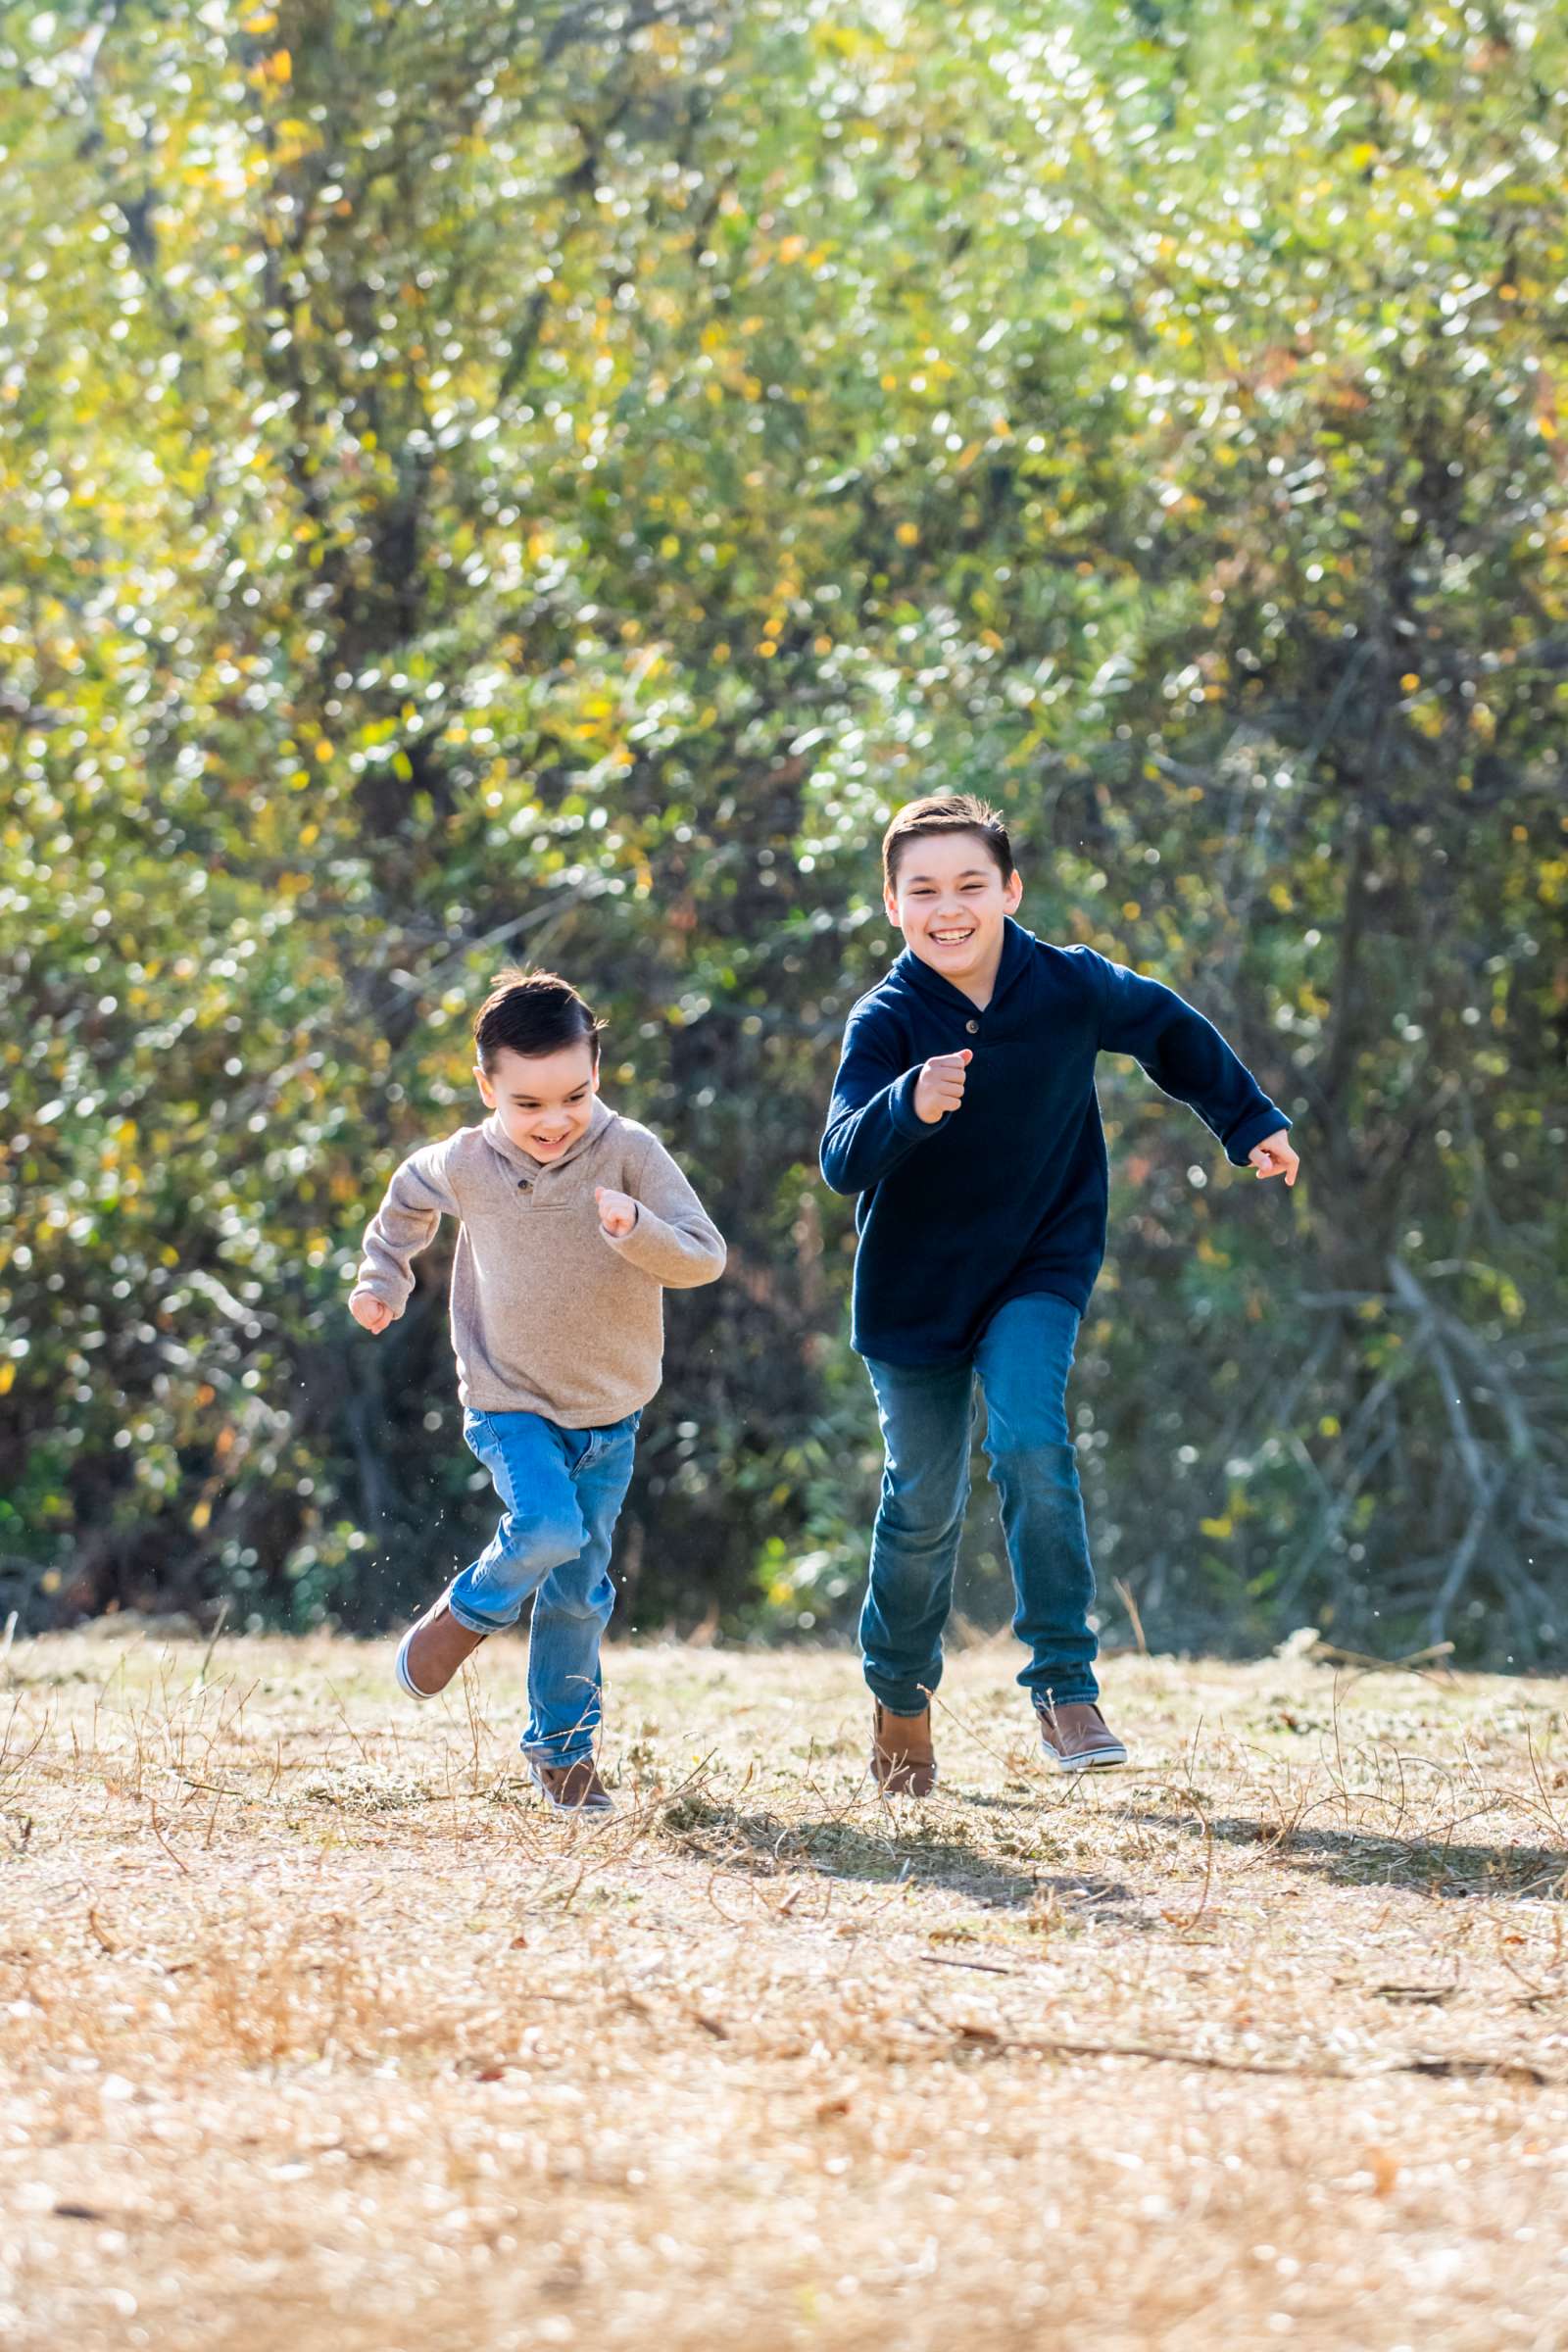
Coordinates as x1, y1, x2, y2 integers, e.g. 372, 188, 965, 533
965, 1017, 980, 1034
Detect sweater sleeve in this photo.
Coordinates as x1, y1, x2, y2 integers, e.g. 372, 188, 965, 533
603, 1133, 727, 1290
1093, 956, 1291, 1167
349, 1138, 462, 1318
819, 1003, 940, 1197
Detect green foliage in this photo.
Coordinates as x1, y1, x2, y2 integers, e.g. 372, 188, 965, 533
2, 0, 1564, 1660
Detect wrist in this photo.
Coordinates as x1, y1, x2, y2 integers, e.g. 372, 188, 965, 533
890, 1067, 934, 1136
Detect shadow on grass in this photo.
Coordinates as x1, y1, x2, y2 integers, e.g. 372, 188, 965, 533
660, 1793, 1134, 1911
1141, 1811, 1568, 1900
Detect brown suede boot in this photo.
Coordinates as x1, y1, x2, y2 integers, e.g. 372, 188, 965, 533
395, 1592, 487, 1699
870, 1701, 938, 1796
529, 1755, 614, 1814
1034, 1697, 1127, 1772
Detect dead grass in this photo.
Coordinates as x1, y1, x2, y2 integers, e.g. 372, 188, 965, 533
2, 1624, 1567, 2351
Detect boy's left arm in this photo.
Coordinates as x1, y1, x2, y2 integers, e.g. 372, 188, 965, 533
596, 1136, 727, 1287
1094, 955, 1298, 1185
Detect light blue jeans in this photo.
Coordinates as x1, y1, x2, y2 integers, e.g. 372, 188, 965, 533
860, 1293, 1099, 1715
448, 1405, 640, 1765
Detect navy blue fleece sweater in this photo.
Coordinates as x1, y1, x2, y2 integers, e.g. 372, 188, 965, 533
820, 919, 1290, 1365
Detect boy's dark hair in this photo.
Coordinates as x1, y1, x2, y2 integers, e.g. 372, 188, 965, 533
882, 793, 1014, 889
472, 968, 604, 1070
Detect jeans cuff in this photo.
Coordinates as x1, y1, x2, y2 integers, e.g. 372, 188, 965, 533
1027, 1681, 1101, 1710
863, 1671, 939, 1716
447, 1592, 516, 1636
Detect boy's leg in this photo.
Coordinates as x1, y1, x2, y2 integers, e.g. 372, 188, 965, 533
450, 1408, 588, 1630
973, 1294, 1102, 1711
523, 1412, 639, 1771
398, 1409, 585, 1700
860, 1356, 976, 1715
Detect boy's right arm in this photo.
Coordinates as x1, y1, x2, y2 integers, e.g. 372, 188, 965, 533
820, 1006, 958, 1196
348, 1142, 461, 1331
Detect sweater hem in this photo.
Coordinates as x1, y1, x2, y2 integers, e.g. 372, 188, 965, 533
457, 1380, 660, 1431
852, 1277, 1093, 1367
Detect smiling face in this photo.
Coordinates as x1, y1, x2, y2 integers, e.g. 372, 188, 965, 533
475, 1039, 600, 1163
884, 828, 1023, 998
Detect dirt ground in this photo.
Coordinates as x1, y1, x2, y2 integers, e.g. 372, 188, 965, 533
2, 1623, 1566, 2351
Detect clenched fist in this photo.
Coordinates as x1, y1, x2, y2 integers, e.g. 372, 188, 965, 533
595, 1185, 638, 1238
349, 1293, 393, 1335
913, 1048, 973, 1125
1248, 1131, 1299, 1188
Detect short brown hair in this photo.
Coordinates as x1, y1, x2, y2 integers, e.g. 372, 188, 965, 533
472, 967, 604, 1071
882, 793, 1014, 889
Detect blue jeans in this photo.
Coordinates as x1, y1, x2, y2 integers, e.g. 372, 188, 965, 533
860, 1293, 1099, 1714
448, 1405, 640, 1764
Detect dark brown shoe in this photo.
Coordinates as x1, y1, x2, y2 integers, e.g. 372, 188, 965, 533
529, 1755, 614, 1814
395, 1592, 487, 1699
871, 1701, 938, 1796
1035, 1698, 1127, 1773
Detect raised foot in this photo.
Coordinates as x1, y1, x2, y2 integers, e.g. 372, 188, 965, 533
1034, 1698, 1128, 1773
395, 1593, 487, 1700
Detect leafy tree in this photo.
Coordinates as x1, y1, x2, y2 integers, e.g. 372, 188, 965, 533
2, 0, 1563, 1661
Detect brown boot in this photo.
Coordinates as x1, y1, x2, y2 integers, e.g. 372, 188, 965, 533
871, 1701, 938, 1796
1034, 1697, 1127, 1773
395, 1592, 487, 1699
529, 1755, 614, 1814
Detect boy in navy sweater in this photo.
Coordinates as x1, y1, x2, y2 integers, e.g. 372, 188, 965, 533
820, 794, 1298, 1790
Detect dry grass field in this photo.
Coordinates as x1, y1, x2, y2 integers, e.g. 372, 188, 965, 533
2, 1622, 1567, 2352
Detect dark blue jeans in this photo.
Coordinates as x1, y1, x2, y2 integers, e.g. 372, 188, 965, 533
449, 1406, 639, 1765
860, 1293, 1099, 1715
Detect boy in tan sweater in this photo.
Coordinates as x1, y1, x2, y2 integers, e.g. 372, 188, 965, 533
349, 968, 726, 1811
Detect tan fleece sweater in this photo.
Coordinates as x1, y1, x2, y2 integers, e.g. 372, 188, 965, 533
350, 1101, 726, 1428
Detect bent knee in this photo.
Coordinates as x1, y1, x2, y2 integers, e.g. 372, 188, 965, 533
496, 1513, 584, 1574
986, 1434, 1075, 1472
877, 1494, 968, 1546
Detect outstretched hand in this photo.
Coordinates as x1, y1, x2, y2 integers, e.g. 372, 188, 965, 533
1249, 1131, 1298, 1188
913, 1048, 973, 1125
596, 1185, 638, 1238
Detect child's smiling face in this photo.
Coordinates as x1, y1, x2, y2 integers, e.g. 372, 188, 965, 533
475, 1039, 600, 1163
884, 828, 1022, 988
